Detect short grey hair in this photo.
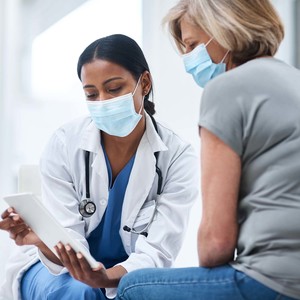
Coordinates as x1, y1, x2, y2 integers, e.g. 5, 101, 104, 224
163, 0, 284, 65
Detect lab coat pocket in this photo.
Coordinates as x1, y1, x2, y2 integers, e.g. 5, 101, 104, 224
133, 200, 156, 230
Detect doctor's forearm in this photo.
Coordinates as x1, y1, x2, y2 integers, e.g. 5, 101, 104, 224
37, 242, 63, 266
106, 265, 127, 287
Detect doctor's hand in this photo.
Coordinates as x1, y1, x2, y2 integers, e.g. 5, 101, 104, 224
55, 243, 127, 288
0, 207, 41, 246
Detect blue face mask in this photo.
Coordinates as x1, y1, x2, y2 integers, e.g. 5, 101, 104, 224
86, 77, 143, 137
182, 38, 229, 88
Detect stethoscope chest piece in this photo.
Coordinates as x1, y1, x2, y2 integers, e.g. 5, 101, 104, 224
79, 199, 96, 217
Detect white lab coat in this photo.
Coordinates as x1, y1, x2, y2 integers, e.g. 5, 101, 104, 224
0, 113, 199, 300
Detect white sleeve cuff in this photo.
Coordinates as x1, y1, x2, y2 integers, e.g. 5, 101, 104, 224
105, 287, 118, 299
38, 249, 68, 275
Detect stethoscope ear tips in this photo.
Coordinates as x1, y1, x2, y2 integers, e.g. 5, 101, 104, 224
79, 199, 96, 218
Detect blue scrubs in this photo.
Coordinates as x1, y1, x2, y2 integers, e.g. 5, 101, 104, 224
21, 148, 135, 300
87, 147, 133, 268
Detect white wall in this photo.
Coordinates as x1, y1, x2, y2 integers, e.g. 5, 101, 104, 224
273, 0, 297, 65
0, 0, 24, 285
141, 0, 202, 267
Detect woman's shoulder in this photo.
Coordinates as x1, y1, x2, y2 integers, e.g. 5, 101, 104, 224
202, 57, 289, 106
206, 57, 293, 93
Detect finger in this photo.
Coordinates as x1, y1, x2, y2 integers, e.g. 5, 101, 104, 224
65, 244, 83, 279
1, 207, 16, 219
76, 252, 93, 273
1, 214, 27, 232
92, 262, 105, 272
55, 243, 75, 276
55, 243, 70, 265
55, 243, 76, 275
14, 229, 31, 245
9, 223, 30, 239
0, 218, 12, 231
11, 214, 26, 225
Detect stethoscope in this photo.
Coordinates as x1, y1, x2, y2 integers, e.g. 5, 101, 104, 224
78, 115, 163, 237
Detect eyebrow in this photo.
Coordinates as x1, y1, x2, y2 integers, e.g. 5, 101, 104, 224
83, 84, 95, 89
83, 77, 124, 89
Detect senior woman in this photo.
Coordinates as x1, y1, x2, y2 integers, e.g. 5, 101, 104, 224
116, 0, 300, 299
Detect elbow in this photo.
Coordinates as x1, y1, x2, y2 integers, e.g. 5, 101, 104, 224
198, 229, 237, 267
199, 240, 235, 267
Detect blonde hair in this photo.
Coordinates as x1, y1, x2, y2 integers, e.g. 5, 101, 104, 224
163, 0, 284, 65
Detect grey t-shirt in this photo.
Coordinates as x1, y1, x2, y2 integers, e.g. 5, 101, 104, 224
199, 57, 300, 299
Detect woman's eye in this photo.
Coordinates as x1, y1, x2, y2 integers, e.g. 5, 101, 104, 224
188, 43, 197, 50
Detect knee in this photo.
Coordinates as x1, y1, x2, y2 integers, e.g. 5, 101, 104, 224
118, 272, 133, 297
119, 269, 142, 288
117, 271, 138, 299
117, 269, 151, 299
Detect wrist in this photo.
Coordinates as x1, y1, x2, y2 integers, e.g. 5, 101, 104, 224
106, 265, 127, 288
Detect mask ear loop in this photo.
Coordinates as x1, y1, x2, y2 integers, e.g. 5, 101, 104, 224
205, 37, 214, 47
220, 50, 230, 63
205, 37, 230, 64
132, 75, 144, 115
132, 75, 142, 96
138, 96, 145, 114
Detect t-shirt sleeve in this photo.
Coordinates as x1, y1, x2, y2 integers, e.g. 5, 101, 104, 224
198, 78, 244, 156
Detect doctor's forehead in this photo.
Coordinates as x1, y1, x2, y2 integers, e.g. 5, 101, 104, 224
80, 59, 133, 83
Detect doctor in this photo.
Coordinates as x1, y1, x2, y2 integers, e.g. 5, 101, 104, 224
0, 34, 199, 300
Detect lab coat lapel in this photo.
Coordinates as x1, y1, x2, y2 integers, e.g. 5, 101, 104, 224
78, 119, 101, 154
78, 119, 108, 184
91, 150, 109, 186
121, 113, 168, 231
121, 136, 157, 229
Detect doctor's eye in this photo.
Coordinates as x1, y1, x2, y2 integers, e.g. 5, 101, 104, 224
85, 93, 98, 100
106, 86, 122, 94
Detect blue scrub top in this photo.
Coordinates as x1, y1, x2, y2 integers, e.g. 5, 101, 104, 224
87, 146, 135, 269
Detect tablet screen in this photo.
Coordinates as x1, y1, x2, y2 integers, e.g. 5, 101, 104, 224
3, 192, 99, 268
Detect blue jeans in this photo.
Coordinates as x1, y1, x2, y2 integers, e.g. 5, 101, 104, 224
116, 265, 297, 300
21, 261, 108, 300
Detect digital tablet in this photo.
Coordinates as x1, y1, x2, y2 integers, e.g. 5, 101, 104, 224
3, 192, 99, 269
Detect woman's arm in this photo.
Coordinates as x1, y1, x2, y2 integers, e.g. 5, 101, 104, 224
198, 128, 241, 267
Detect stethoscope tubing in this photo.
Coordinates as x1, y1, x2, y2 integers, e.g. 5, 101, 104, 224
79, 116, 163, 236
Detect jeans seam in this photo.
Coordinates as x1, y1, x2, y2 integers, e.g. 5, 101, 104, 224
119, 280, 238, 299
233, 271, 248, 300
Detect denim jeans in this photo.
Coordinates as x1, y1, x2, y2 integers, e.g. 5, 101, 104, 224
116, 265, 297, 300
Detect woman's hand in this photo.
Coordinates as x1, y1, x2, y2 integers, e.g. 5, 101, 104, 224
0, 207, 41, 246
55, 243, 127, 288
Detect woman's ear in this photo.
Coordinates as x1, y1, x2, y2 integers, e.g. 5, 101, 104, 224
141, 71, 152, 95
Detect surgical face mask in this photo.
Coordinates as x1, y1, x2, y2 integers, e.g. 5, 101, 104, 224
182, 38, 229, 88
86, 77, 143, 137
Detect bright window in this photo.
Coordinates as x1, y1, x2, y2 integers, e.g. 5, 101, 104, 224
31, 0, 142, 102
